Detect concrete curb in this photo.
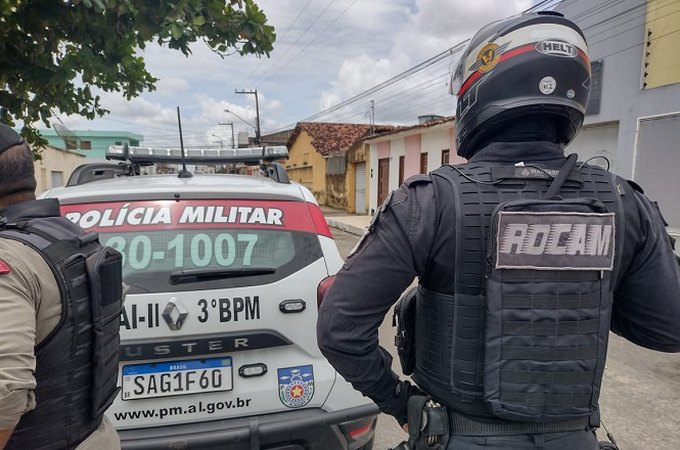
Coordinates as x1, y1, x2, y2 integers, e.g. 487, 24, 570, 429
326, 218, 367, 236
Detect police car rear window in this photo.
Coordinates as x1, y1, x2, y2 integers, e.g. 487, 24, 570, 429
61, 200, 324, 293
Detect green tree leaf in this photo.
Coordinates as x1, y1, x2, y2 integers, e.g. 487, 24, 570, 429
0, 0, 276, 159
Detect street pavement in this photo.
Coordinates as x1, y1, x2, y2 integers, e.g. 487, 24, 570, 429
324, 209, 680, 450
321, 206, 371, 237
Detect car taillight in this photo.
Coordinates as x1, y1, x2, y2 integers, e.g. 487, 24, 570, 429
317, 275, 336, 308
307, 203, 333, 238
339, 416, 377, 444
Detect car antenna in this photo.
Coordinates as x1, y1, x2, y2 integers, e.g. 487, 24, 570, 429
176, 106, 193, 179
260, 144, 266, 175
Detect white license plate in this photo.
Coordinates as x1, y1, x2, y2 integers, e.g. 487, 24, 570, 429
121, 357, 233, 400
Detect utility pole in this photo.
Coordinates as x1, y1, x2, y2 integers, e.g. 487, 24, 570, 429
369, 100, 375, 135
218, 121, 235, 148
235, 89, 261, 144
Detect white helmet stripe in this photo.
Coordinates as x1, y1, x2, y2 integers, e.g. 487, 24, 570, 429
459, 23, 588, 89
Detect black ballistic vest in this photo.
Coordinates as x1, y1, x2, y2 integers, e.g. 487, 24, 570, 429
413, 161, 625, 426
2, 203, 122, 450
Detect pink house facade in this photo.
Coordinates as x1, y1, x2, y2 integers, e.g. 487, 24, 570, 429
363, 117, 463, 215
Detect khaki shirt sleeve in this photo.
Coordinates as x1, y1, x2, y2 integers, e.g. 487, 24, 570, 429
0, 239, 58, 429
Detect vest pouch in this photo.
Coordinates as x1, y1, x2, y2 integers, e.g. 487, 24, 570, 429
86, 245, 123, 418
484, 198, 615, 422
394, 286, 417, 375
450, 292, 486, 399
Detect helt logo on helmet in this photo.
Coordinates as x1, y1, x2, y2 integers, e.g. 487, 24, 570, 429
536, 40, 578, 57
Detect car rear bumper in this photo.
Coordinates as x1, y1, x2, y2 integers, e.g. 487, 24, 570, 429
118, 403, 379, 450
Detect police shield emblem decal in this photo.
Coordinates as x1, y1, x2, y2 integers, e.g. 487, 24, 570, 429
278, 365, 314, 408
496, 211, 615, 270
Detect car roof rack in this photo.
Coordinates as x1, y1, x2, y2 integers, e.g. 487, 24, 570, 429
106, 144, 288, 165
58, 144, 290, 185
64, 145, 292, 187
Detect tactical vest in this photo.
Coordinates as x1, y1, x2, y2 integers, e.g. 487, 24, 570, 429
2, 210, 122, 450
413, 160, 625, 428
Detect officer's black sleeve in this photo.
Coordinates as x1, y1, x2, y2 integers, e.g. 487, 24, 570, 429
611, 191, 680, 352
316, 177, 436, 419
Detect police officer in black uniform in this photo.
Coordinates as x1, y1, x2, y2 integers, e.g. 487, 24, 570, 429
317, 11, 680, 450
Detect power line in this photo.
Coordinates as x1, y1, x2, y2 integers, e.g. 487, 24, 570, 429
580, 0, 648, 32
330, 72, 450, 123
585, 0, 674, 40
525, 0, 564, 12
237, 0, 314, 86
588, 0, 680, 47
275, 0, 315, 44
98, 116, 206, 134
282, 71, 451, 128
261, 0, 674, 135
272, 1, 633, 130
377, 91, 452, 123
262, 4, 572, 133
571, 0, 620, 22
598, 26, 680, 60
250, 0, 339, 87
255, 0, 360, 88
287, 41, 467, 126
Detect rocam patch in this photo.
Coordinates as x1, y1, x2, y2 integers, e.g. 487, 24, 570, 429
278, 365, 314, 408
495, 211, 615, 271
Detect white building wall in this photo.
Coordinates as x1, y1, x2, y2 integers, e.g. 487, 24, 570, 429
557, 0, 680, 178
421, 129, 452, 171
34, 146, 86, 195
556, 0, 680, 242
389, 138, 405, 192
566, 122, 620, 171
366, 121, 455, 214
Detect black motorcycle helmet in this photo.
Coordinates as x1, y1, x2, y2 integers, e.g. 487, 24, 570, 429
452, 11, 591, 158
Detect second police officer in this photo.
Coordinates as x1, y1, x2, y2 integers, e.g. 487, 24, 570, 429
0, 124, 124, 449
317, 10, 680, 450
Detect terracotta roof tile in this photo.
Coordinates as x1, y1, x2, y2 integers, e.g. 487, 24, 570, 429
369, 116, 455, 139
287, 122, 402, 156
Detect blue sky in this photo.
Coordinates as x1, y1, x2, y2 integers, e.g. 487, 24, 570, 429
57, 0, 533, 148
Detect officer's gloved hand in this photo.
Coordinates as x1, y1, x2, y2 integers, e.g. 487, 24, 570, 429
374, 380, 423, 426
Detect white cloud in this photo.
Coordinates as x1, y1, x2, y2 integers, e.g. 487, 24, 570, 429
318, 0, 533, 123
156, 77, 191, 95
53, 0, 539, 143
338, 0, 413, 31
413, 0, 531, 39
320, 54, 408, 111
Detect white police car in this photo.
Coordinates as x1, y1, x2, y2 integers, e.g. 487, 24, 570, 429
40, 145, 378, 450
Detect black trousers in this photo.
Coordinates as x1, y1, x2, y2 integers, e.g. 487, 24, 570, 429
445, 430, 598, 449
